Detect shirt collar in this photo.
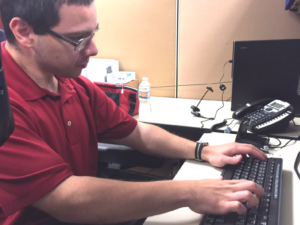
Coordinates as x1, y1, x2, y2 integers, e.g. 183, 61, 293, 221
1, 41, 74, 101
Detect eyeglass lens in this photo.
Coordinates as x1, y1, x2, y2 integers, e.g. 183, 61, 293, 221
75, 37, 92, 51
75, 27, 98, 51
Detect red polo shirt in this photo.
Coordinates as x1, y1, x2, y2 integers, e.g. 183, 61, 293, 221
0, 42, 137, 224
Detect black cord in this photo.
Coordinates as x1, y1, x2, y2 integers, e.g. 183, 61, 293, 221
268, 137, 282, 148
220, 61, 231, 83
226, 97, 232, 101
213, 91, 225, 119
200, 118, 212, 128
198, 59, 231, 128
280, 139, 296, 149
200, 90, 225, 128
270, 138, 282, 148
226, 118, 235, 127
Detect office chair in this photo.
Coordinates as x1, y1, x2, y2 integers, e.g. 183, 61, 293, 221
0, 29, 6, 42
0, 41, 15, 146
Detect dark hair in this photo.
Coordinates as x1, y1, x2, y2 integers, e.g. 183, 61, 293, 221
0, 0, 94, 44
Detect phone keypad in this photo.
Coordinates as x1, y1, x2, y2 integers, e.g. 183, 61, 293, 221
245, 109, 292, 131
255, 111, 291, 130
245, 109, 273, 125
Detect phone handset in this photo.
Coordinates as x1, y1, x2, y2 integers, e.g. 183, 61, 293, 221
232, 98, 274, 120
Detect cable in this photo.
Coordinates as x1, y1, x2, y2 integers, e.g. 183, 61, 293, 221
200, 60, 232, 128
226, 118, 235, 127
201, 90, 226, 128
226, 97, 232, 101
224, 118, 236, 133
200, 118, 212, 128
261, 135, 295, 150
213, 91, 225, 119
220, 60, 232, 83
270, 138, 281, 148
259, 135, 282, 148
279, 139, 296, 149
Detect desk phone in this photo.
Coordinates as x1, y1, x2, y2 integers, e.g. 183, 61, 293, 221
233, 98, 294, 133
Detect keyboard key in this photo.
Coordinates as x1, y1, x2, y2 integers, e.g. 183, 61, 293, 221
261, 207, 269, 215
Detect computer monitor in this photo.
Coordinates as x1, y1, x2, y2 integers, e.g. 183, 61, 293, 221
231, 39, 300, 117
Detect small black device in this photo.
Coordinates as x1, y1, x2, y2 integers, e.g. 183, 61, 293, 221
231, 39, 300, 117
201, 156, 283, 225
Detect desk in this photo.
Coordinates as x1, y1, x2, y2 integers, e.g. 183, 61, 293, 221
135, 97, 300, 139
144, 133, 300, 225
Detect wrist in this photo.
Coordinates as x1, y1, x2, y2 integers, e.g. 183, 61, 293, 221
200, 145, 211, 162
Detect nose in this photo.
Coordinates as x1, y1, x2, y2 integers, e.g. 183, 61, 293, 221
81, 38, 98, 57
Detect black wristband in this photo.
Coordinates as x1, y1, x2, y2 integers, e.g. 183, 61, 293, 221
195, 141, 208, 162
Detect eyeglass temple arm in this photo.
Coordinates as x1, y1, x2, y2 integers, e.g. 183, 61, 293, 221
47, 30, 78, 47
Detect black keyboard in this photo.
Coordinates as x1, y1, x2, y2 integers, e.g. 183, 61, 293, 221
200, 157, 283, 225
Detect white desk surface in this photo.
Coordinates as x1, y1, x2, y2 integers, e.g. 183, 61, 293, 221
135, 96, 300, 139
135, 96, 232, 129
144, 133, 300, 225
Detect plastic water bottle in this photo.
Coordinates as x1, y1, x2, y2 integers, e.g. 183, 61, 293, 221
138, 77, 151, 118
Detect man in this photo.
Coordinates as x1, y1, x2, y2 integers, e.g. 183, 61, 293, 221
0, 0, 266, 224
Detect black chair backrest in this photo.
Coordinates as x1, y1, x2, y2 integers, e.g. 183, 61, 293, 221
0, 45, 14, 146
0, 29, 5, 42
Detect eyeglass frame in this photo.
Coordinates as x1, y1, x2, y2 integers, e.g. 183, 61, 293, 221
47, 24, 99, 51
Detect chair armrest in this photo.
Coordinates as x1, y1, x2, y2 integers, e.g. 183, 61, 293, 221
97, 143, 165, 168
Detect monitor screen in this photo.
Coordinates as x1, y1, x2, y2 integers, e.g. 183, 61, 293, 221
231, 39, 300, 117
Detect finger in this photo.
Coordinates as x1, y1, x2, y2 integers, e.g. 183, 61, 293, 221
217, 176, 223, 180
229, 144, 267, 160
221, 154, 243, 165
231, 180, 265, 198
226, 179, 250, 185
229, 191, 259, 208
224, 201, 247, 215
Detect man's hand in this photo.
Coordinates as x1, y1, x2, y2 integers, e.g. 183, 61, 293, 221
187, 179, 264, 215
201, 142, 267, 167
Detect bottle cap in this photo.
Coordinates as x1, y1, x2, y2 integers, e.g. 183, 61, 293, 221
142, 77, 148, 81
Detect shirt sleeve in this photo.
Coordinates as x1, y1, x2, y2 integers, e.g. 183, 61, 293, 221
0, 90, 73, 217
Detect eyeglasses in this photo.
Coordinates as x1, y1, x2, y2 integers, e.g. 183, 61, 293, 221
47, 24, 99, 51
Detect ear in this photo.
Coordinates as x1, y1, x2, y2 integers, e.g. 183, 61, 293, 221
9, 17, 35, 48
